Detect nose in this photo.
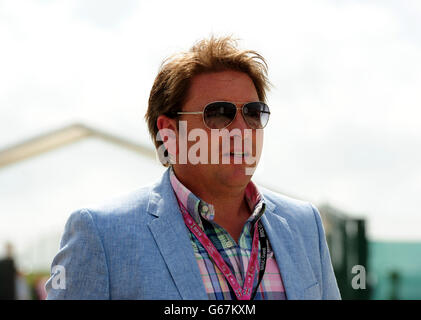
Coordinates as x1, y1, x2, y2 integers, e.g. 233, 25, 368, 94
227, 105, 249, 131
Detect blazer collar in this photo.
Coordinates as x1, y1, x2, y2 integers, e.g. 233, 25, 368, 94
260, 192, 316, 300
146, 168, 208, 300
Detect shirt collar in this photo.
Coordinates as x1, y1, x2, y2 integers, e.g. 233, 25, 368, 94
169, 166, 266, 228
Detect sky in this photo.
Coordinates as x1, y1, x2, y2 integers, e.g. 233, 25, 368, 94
1, 0, 421, 242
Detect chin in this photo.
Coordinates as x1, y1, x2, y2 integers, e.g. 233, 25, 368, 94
217, 164, 254, 186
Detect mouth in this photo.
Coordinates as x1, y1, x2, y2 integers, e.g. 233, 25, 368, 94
230, 152, 245, 157
220, 148, 253, 161
223, 151, 251, 160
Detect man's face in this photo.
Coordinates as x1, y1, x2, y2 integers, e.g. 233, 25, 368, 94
175, 70, 264, 188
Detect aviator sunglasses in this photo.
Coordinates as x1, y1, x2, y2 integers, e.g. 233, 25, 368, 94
176, 101, 270, 129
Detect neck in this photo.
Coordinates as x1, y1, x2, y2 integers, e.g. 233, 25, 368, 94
172, 165, 252, 241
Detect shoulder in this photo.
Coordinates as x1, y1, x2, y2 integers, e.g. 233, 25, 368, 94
63, 168, 173, 242
83, 183, 154, 219
259, 186, 319, 222
79, 168, 171, 222
62, 181, 159, 245
258, 185, 323, 241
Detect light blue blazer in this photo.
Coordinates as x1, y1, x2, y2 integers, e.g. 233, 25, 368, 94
45, 168, 341, 300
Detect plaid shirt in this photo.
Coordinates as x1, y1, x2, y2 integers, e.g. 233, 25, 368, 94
169, 167, 286, 300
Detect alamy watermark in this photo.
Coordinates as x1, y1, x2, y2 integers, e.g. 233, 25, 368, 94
351, 265, 366, 290
51, 265, 66, 290
156, 121, 264, 176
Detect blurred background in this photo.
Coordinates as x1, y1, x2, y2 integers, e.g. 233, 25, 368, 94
0, 0, 420, 300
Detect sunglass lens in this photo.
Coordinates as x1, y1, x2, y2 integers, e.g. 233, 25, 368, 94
204, 102, 236, 129
243, 102, 270, 129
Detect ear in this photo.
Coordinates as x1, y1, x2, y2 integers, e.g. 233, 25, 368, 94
157, 115, 178, 158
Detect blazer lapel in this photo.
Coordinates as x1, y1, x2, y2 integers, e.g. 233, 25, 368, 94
260, 199, 306, 299
147, 169, 208, 300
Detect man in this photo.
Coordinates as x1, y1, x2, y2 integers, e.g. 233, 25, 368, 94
45, 36, 340, 300
0, 243, 16, 300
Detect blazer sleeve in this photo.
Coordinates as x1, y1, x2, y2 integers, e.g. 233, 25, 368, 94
45, 209, 110, 299
311, 204, 342, 300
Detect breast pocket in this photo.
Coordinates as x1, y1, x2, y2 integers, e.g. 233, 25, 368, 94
303, 282, 321, 300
